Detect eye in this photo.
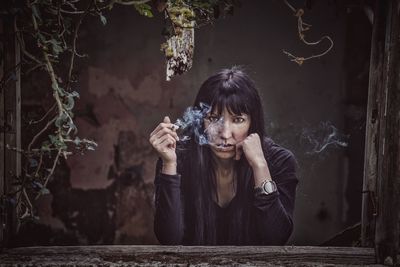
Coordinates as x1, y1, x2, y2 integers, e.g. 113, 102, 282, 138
233, 117, 245, 123
206, 115, 219, 122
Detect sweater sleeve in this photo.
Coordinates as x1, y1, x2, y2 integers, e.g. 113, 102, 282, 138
252, 149, 298, 245
153, 158, 184, 245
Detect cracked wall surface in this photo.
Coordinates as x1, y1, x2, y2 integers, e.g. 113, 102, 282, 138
16, 0, 369, 246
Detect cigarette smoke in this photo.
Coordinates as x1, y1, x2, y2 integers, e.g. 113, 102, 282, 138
174, 102, 211, 145
173, 104, 348, 155
300, 121, 349, 155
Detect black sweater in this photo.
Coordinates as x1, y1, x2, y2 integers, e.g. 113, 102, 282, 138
153, 137, 299, 245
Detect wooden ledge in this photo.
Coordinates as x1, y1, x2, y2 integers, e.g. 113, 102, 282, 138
0, 245, 379, 266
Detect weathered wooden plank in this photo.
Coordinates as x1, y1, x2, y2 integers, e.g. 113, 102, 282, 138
362, 0, 400, 264
374, 0, 400, 265
361, 0, 387, 248
0, 16, 5, 250
0, 245, 381, 266
0, 14, 21, 250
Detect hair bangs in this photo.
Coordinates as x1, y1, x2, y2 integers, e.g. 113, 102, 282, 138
210, 86, 250, 116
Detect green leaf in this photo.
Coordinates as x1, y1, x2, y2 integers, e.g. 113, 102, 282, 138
48, 38, 63, 56
40, 187, 50, 195
70, 91, 80, 98
55, 113, 68, 128
31, 5, 42, 23
58, 142, 68, 150
49, 133, 67, 150
32, 181, 43, 189
51, 83, 58, 91
29, 158, 38, 167
52, 84, 67, 97
99, 13, 107, 25
134, 3, 153, 18
41, 140, 51, 146
48, 134, 58, 145
58, 87, 67, 97
64, 95, 75, 110
37, 32, 46, 43
41, 140, 51, 153
73, 136, 81, 145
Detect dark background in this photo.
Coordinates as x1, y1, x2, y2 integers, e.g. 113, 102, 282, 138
16, 0, 372, 246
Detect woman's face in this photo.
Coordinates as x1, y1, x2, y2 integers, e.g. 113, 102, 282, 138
204, 106, 251, 160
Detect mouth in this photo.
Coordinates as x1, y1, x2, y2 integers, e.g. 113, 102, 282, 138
213, 143, 235, 152
216, 143, 233, 147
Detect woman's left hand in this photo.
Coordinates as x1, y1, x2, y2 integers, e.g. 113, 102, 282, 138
235, 133, 267, 167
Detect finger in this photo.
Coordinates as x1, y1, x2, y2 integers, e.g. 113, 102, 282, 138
150, 115, 173, 137
151, 135, 168, 150
249, 133, 260, 143
150, 122, 177, 137
235, 149, 243, 161
157, 135, 176, 152
150, 124, 162, 137
152, 134, 174, 148
150, 122, 170, 137
235, 141, 244, 160
163, 116, 181, 132
150, 119, 179, 137
150, 128, 179, 143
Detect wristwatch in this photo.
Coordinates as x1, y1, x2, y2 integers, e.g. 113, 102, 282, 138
254, 179, 277, 196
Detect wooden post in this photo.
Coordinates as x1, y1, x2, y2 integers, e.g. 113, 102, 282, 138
0, 14, 21, 249
0, 16, 4, 250
361, 0, 387, 248
364, 0, 400, 264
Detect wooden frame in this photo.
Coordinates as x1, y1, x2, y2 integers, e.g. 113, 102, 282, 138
0, 245, 378, 266
0, 14, 21, 249
0, 0, 399, 265
362, 0, 400, 264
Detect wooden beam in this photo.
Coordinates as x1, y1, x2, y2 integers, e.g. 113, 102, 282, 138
0, 245, 380, 266
0, 16, 5, 250
0, 14, 21, 249
373, 0, 400, 265
361, 0, 387, 248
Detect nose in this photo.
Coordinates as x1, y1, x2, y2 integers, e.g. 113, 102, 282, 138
219, 120, 232, 140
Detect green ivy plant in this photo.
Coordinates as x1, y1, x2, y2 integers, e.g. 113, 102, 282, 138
1, 0, 330, 224
0, 0, 240, 222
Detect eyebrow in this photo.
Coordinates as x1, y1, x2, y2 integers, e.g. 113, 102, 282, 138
208, 110, 248, 117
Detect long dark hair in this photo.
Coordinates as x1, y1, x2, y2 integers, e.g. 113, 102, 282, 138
180, 66, 266, 245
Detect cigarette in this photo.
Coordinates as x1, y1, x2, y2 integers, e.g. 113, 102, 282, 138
171, 124, 180, 131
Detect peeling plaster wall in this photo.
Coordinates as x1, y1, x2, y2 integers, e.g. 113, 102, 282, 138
16, 0, 368, 246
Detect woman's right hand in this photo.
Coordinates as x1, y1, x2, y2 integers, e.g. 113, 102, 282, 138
149, 116, 179, 166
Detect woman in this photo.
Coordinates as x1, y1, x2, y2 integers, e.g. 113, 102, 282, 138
149, 67, 298, 245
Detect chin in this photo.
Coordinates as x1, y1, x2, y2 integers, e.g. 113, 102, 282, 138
211, 149, 235, 160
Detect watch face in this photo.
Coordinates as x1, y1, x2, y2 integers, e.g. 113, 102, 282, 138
263, 181, 276, 194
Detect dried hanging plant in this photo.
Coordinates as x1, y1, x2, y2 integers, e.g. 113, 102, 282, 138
1, 0, 332, 224
0, 0, 239, 222
159, 0, 238, 80
282, 0, 334, 65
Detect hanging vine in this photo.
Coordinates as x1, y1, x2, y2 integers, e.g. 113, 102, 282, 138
0, 0, 239, 221
283, 0, 334, 66
0, 0, 333, 222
